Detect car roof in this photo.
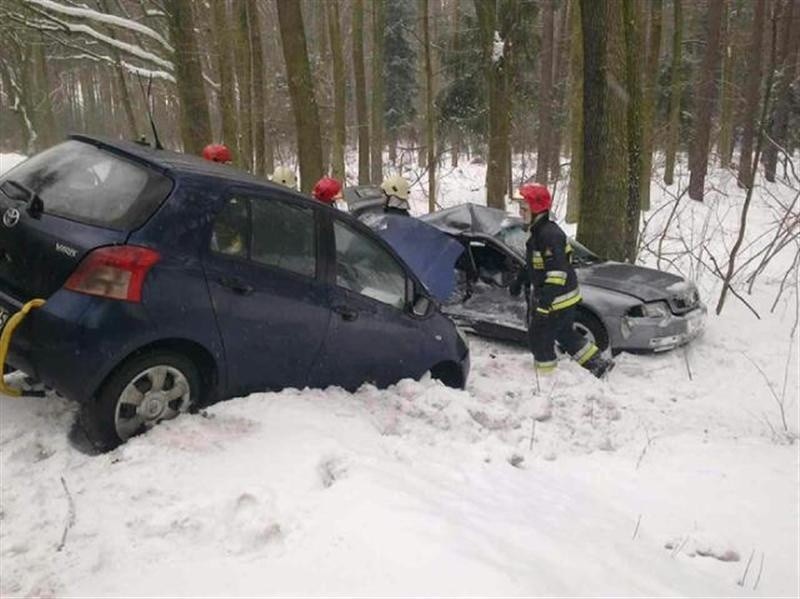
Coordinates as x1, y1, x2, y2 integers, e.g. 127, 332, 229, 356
68, 134, 288, 193
420, 203, 525, 237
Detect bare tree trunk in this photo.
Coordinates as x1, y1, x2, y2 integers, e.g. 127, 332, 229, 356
640, 0, 662, 209
550, 1, 570, 178
578, 0, 628, 261
327, 0, 346, 180
32, 37, 58, 148
475, 0, 511, 209
370, 0, 386, 183
167, 0, 212, 154
737, 0, 767, 188
717, 6, 736, 168
276, 0, 323, 192
234, 0, 253, 170
249, 1, 267, 177
211, 0, 237, 149
421, 0, 436, 211
717, 5, 779, 314
536, 0, 555, 183
623, 0, 643, 261
687, 0, 725, 201
763, 0, 799, 182
566, 0, 583, 224
664, 0, 682, 185
353, 0, 370, 184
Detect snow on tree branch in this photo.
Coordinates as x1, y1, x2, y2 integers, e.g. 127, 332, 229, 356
21, 3, 174, 72
24, 0, 173, 52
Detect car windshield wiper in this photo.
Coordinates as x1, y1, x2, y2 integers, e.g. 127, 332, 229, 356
0, 179, 44, 218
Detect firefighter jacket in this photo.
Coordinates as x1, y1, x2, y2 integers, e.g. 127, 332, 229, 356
523, 212, 581, 315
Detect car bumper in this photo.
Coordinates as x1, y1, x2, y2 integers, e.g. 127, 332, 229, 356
615, 304, 707, 353
1, 289, 152, 402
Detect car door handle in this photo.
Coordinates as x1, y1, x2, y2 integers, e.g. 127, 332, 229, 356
333, 305, 358, 321
218, 276, 253, 295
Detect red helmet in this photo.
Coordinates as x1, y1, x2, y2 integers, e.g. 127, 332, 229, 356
202, 143, 233, 164
312, 177, 343, 204
518, 184, 552, 214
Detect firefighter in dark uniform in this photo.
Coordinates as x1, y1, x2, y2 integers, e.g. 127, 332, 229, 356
510, 184, 614, 379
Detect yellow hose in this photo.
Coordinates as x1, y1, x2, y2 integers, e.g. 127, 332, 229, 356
0, 299, 46, 397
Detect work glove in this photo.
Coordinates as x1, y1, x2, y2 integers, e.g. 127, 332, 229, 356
509, 278, 522, 297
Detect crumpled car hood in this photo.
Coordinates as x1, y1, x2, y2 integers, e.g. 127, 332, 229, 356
577, 262, 684, 302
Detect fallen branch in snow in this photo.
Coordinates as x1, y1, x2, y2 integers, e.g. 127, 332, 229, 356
631, 514, 642, 540
635, 427, 655, 470
737, 548, 756, 587
753, 552, 765, 590
528, 418, 536, 451
682, 346, 693, 381
56, 476, 76, 552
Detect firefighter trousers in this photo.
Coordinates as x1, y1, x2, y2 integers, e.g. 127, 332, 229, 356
527, 306, 599, 372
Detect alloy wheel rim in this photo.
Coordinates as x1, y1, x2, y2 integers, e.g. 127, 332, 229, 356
114, 365, 191, 440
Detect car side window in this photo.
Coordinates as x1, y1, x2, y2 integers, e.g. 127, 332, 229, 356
333, 220, 407, 309
211, 197, 249, 258
251, 198, 316, 278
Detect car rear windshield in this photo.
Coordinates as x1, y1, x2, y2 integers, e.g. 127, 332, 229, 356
0, 140, 173, 230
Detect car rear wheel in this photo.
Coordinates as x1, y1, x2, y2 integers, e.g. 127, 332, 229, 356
574, 310, 610, 354
83, 350, 200, 451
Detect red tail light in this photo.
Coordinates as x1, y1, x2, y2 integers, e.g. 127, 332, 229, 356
64, 245, 160, 302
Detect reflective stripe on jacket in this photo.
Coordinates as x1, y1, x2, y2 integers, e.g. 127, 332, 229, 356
525, 212, 581, 312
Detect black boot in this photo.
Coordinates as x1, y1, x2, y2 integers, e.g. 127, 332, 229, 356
583, 354, 615, 379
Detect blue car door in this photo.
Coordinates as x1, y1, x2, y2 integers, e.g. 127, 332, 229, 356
203, 190, 331, 395
309, 217, 436, 390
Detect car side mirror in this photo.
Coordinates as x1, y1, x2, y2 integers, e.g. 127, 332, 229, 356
412, 295, 432, 317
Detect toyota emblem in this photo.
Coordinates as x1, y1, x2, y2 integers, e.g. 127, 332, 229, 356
2, 208, 20, 228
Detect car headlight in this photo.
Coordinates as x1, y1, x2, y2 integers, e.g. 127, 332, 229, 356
628, 301, 670, 318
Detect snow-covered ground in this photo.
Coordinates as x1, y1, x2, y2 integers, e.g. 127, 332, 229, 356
1, 152, 798, 597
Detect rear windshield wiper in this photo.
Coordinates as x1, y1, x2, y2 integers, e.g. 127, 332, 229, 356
0, 179, 44, 218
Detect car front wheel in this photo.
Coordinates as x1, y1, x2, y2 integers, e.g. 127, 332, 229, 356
83, 350, 200, 450
573, 310, 611, 354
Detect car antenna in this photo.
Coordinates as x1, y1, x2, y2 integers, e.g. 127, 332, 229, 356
136, 74, 164, 150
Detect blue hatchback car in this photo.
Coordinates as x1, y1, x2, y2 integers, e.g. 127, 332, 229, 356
0, 136, 469, 448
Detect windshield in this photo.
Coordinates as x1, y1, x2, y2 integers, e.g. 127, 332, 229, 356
0, 140, 173, 230
497, 224, 603, 264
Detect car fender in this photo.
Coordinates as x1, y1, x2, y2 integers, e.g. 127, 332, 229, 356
578, 285, 641, 349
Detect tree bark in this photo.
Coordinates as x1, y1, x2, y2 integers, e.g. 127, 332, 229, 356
475, 0, 511, 209
717, 6, 735, 168
566, 0, 583, 224
353, 0, 370, 184
421, 0, 436, 211
550, 1, 570, 177
737, 0, 766, 188
623, 0, 643, 261
763, 0, 799, 182
664, 0, 682, 185
640, 0, 662, 209
249, 1, 267, 177
327, 0, 347, 181
276, 0, 323, 192
577, 0, 628, 261
211, 0, 237, 150
167, 0, 212, 154
234, 0, 253, 170
370, 0, 386, 183
536, 0, 555, 184
687, 0, 725, 201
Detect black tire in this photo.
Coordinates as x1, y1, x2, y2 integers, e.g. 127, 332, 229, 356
574, 309, 611, 354
82, 350, 201, 451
